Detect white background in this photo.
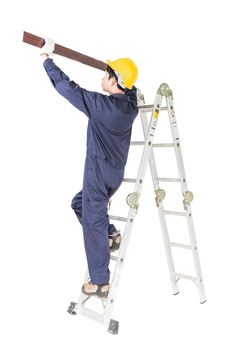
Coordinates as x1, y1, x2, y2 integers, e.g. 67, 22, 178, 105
1, 0, 251, 348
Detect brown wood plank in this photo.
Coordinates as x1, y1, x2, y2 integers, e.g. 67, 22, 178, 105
23, 31, 107, 71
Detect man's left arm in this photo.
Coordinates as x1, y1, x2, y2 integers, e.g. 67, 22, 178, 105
41, 40, 95, 118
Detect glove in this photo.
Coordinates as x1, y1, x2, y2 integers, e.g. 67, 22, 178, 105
40, 38, 55, 56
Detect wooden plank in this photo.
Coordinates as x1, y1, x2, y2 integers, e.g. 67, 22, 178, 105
23, 31, 107, 71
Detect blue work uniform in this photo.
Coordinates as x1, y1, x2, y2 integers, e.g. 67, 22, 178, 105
43, 59, 138, 285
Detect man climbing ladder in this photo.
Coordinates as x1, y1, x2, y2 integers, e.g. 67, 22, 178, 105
23, 32, 206, 334
40, 38, 138, 298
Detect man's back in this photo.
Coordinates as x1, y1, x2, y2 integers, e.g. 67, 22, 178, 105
86, 88, 138, 168
43, 58, 138, 168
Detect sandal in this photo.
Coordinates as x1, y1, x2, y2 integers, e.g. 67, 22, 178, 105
82, 281, 110, 299
109, 230, 122, 252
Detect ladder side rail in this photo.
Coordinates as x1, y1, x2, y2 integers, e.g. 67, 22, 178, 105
138, 89, 179, 295
165, 95, 188, 195
165, 94, 206, 303
103, 88, 166, 324
102, 207, 138, 325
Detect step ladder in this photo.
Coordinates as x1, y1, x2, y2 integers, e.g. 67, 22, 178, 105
67, 83, 206, 334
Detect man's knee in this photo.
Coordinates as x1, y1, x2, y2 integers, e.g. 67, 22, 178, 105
71, 191, 82, 210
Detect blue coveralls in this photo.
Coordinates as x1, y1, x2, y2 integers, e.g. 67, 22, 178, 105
43, 59, 138, 285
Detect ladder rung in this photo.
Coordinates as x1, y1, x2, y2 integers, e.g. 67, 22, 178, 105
130, 142, 174, 148
157, 177, 180, 183
75, 304, 104, 324
110, 255, 118, 261
168, 242, 192, 250
109, 215, 128, 222
175, 273, 198, 283
164, 210, 186, 217
152, 143, 174, 147
123, 178, 137, 183
138, 104, 168, 112
130, 141, 145, 146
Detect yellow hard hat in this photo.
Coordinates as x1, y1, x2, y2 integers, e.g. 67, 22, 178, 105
107, 58, 138, 89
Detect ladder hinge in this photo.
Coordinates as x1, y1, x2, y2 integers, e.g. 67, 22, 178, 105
155, 188, 166, 207
137, 88, 145, 104
158, 83, 173, 97
183, 191, 193, 210
126, 192, 140, 211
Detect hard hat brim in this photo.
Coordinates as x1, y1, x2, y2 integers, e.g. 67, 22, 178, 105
106, 60, 116, 71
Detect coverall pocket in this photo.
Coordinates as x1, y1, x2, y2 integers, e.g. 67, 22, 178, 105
95, 156, 124, 198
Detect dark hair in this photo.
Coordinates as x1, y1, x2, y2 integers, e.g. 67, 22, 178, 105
106, 65, 126, 92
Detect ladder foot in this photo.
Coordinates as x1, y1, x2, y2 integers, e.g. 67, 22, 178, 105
200, 299, 207, 304
108, 319, 119, 335
173, 292, 180, 296
67, 302, 77, 315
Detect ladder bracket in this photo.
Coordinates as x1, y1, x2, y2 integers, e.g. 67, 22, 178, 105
183, 191, 193, 210
126, 192, 140, 211
155, 188, 166, 207
137, 88, 145, 104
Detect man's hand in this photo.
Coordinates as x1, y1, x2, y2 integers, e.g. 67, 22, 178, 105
40, 38, 55, 57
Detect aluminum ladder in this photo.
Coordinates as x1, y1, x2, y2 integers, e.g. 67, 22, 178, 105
67, 83, 206, 334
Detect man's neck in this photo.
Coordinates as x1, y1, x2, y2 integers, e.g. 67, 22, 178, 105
109, 87, 125, 96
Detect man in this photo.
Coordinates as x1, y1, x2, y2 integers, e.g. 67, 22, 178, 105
40, 38, 138, 298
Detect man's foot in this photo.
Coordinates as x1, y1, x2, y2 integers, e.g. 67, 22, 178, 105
82, 281, 110, 299
109, 230, 122, 252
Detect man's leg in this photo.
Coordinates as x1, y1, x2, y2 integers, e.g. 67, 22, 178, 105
81, 156, 112, 285
71, 189, 117, 234
81, 155, 125, 297
108, 223, 118, 235
82, 195, 111, 285
71, 190, 83, 224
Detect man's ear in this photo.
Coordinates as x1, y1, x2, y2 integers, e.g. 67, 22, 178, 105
110, 76, 117, 86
